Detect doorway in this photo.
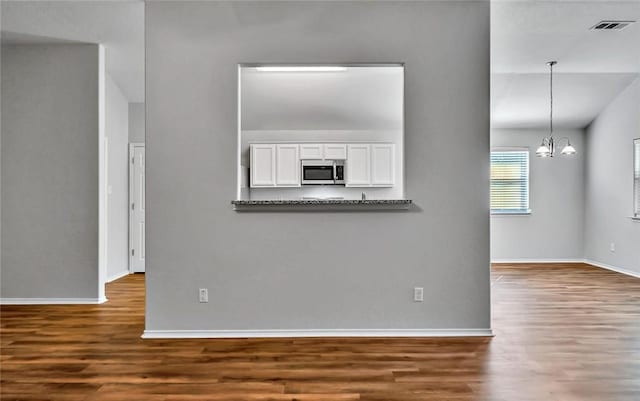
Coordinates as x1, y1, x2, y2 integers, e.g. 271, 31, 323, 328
129, 143, 145, 273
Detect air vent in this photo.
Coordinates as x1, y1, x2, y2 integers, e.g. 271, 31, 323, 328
590, 20, 635, 31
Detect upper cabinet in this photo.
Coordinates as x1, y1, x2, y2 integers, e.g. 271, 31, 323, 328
346, 144, 371, 186
251, 144, 300, 187
323, 144, 347, 160
300, 144, 347, 160
275, 144, 300, 186
252, 142, 395, 188
346, 144, 395, 188
371, 144, 395, 186
299, 144, 324, 160
250, 144, 276, 187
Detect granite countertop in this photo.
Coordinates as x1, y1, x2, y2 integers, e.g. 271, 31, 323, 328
232, 199, 411, 205
231, 199, 412, 211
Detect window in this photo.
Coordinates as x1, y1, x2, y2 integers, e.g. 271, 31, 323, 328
491, 150, 530, 214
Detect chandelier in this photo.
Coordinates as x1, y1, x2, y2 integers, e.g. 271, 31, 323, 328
536, 61, 576, 157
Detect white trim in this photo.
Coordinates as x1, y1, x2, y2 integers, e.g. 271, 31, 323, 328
584, 259, 640, 279
142, 328, 493, 339
1, 297, 108, 305
491, 259, 640, 279
491, 146, 530, 152
491, 259, 584, 264
98, 44, 107, 302
107, 270, 130, 283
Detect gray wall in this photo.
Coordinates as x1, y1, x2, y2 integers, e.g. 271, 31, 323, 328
146, 1, 490, 332
128, 102, 145, 143
105, 74, 129, 281
491, 129, 585, 261
1, 44, 100, 299
585, 79, 640, 274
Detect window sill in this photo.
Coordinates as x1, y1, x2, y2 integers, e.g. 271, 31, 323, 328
491, 210, 531, 216
631, 216, 640, 222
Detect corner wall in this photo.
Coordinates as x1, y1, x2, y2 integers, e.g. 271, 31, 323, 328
585, 79, 640, 276
128, 102, 145, 143
491, 129, 585, 262
1, 44, 102, 301
105, 74, 130, 282
145, 1, 490, 336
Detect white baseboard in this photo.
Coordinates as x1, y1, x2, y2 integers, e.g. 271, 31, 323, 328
492, 258, 640, 279
584, 259, 640, 279
491, 259, 585, 264
142, 328, 494, 339
0, 296, 108, 305
107, 270, 130, 283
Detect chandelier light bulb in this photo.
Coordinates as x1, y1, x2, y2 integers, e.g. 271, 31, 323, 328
561, 143, 576, 155
536, 144, 550, 157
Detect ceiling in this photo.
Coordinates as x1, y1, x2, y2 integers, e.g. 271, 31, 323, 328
1, 1, 144, 103
2, 0, 638, 115
492, 1, 640, 129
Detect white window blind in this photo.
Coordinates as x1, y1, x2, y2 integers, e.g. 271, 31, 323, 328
491, 150, 530, 214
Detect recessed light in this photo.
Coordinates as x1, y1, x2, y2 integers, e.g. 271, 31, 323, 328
255, 66, 347, 72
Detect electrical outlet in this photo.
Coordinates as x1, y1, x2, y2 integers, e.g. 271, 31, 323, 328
198, 288, 208, 303
610, 242, 616, 253
413, 287, 424, 302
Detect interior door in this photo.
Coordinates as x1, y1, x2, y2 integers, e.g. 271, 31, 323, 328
129, 144, 145, 273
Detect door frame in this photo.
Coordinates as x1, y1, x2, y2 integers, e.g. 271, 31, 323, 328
129, 143, 145, 273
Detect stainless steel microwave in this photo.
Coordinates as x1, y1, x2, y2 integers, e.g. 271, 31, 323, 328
301, 160, 345, 185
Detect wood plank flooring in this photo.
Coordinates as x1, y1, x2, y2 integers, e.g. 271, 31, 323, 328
1, 263, 639, 400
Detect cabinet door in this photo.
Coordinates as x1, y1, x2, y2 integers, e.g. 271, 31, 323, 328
300, 144, 324, 160
324, 144, 347, 160
346, 144, 371, 186
250, 144, 276, 187
276, 144, 300, 186
371, 144, 395, 187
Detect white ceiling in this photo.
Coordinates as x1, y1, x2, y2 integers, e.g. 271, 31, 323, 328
1, 1, 144, 103
3, 0, 639, 117
492, 1, 640, 129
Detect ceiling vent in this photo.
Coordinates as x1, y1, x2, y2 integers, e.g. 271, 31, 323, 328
590, 20, 636, 31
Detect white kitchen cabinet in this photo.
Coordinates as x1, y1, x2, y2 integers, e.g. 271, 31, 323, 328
250, 144, 276, 187
371, 144, 395, 187
346, 144, 371, 186
276, 144, 300, 186
252, 142, 394, 188
300, 144, 324, 159
323, 144, 347, 160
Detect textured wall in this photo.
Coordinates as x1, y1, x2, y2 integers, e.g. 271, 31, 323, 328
1, 44, 100, 299
585, 79, 640, 274
145, 1, 491, 333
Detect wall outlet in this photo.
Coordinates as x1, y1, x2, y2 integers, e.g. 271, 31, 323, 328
610, 242, 616, 253
198, 288, 208, 303
413, 287, 424, 302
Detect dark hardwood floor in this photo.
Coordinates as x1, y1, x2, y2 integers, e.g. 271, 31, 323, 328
1, 263, 639, 400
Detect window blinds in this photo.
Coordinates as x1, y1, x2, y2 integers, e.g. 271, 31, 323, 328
491, 150, 530, 213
